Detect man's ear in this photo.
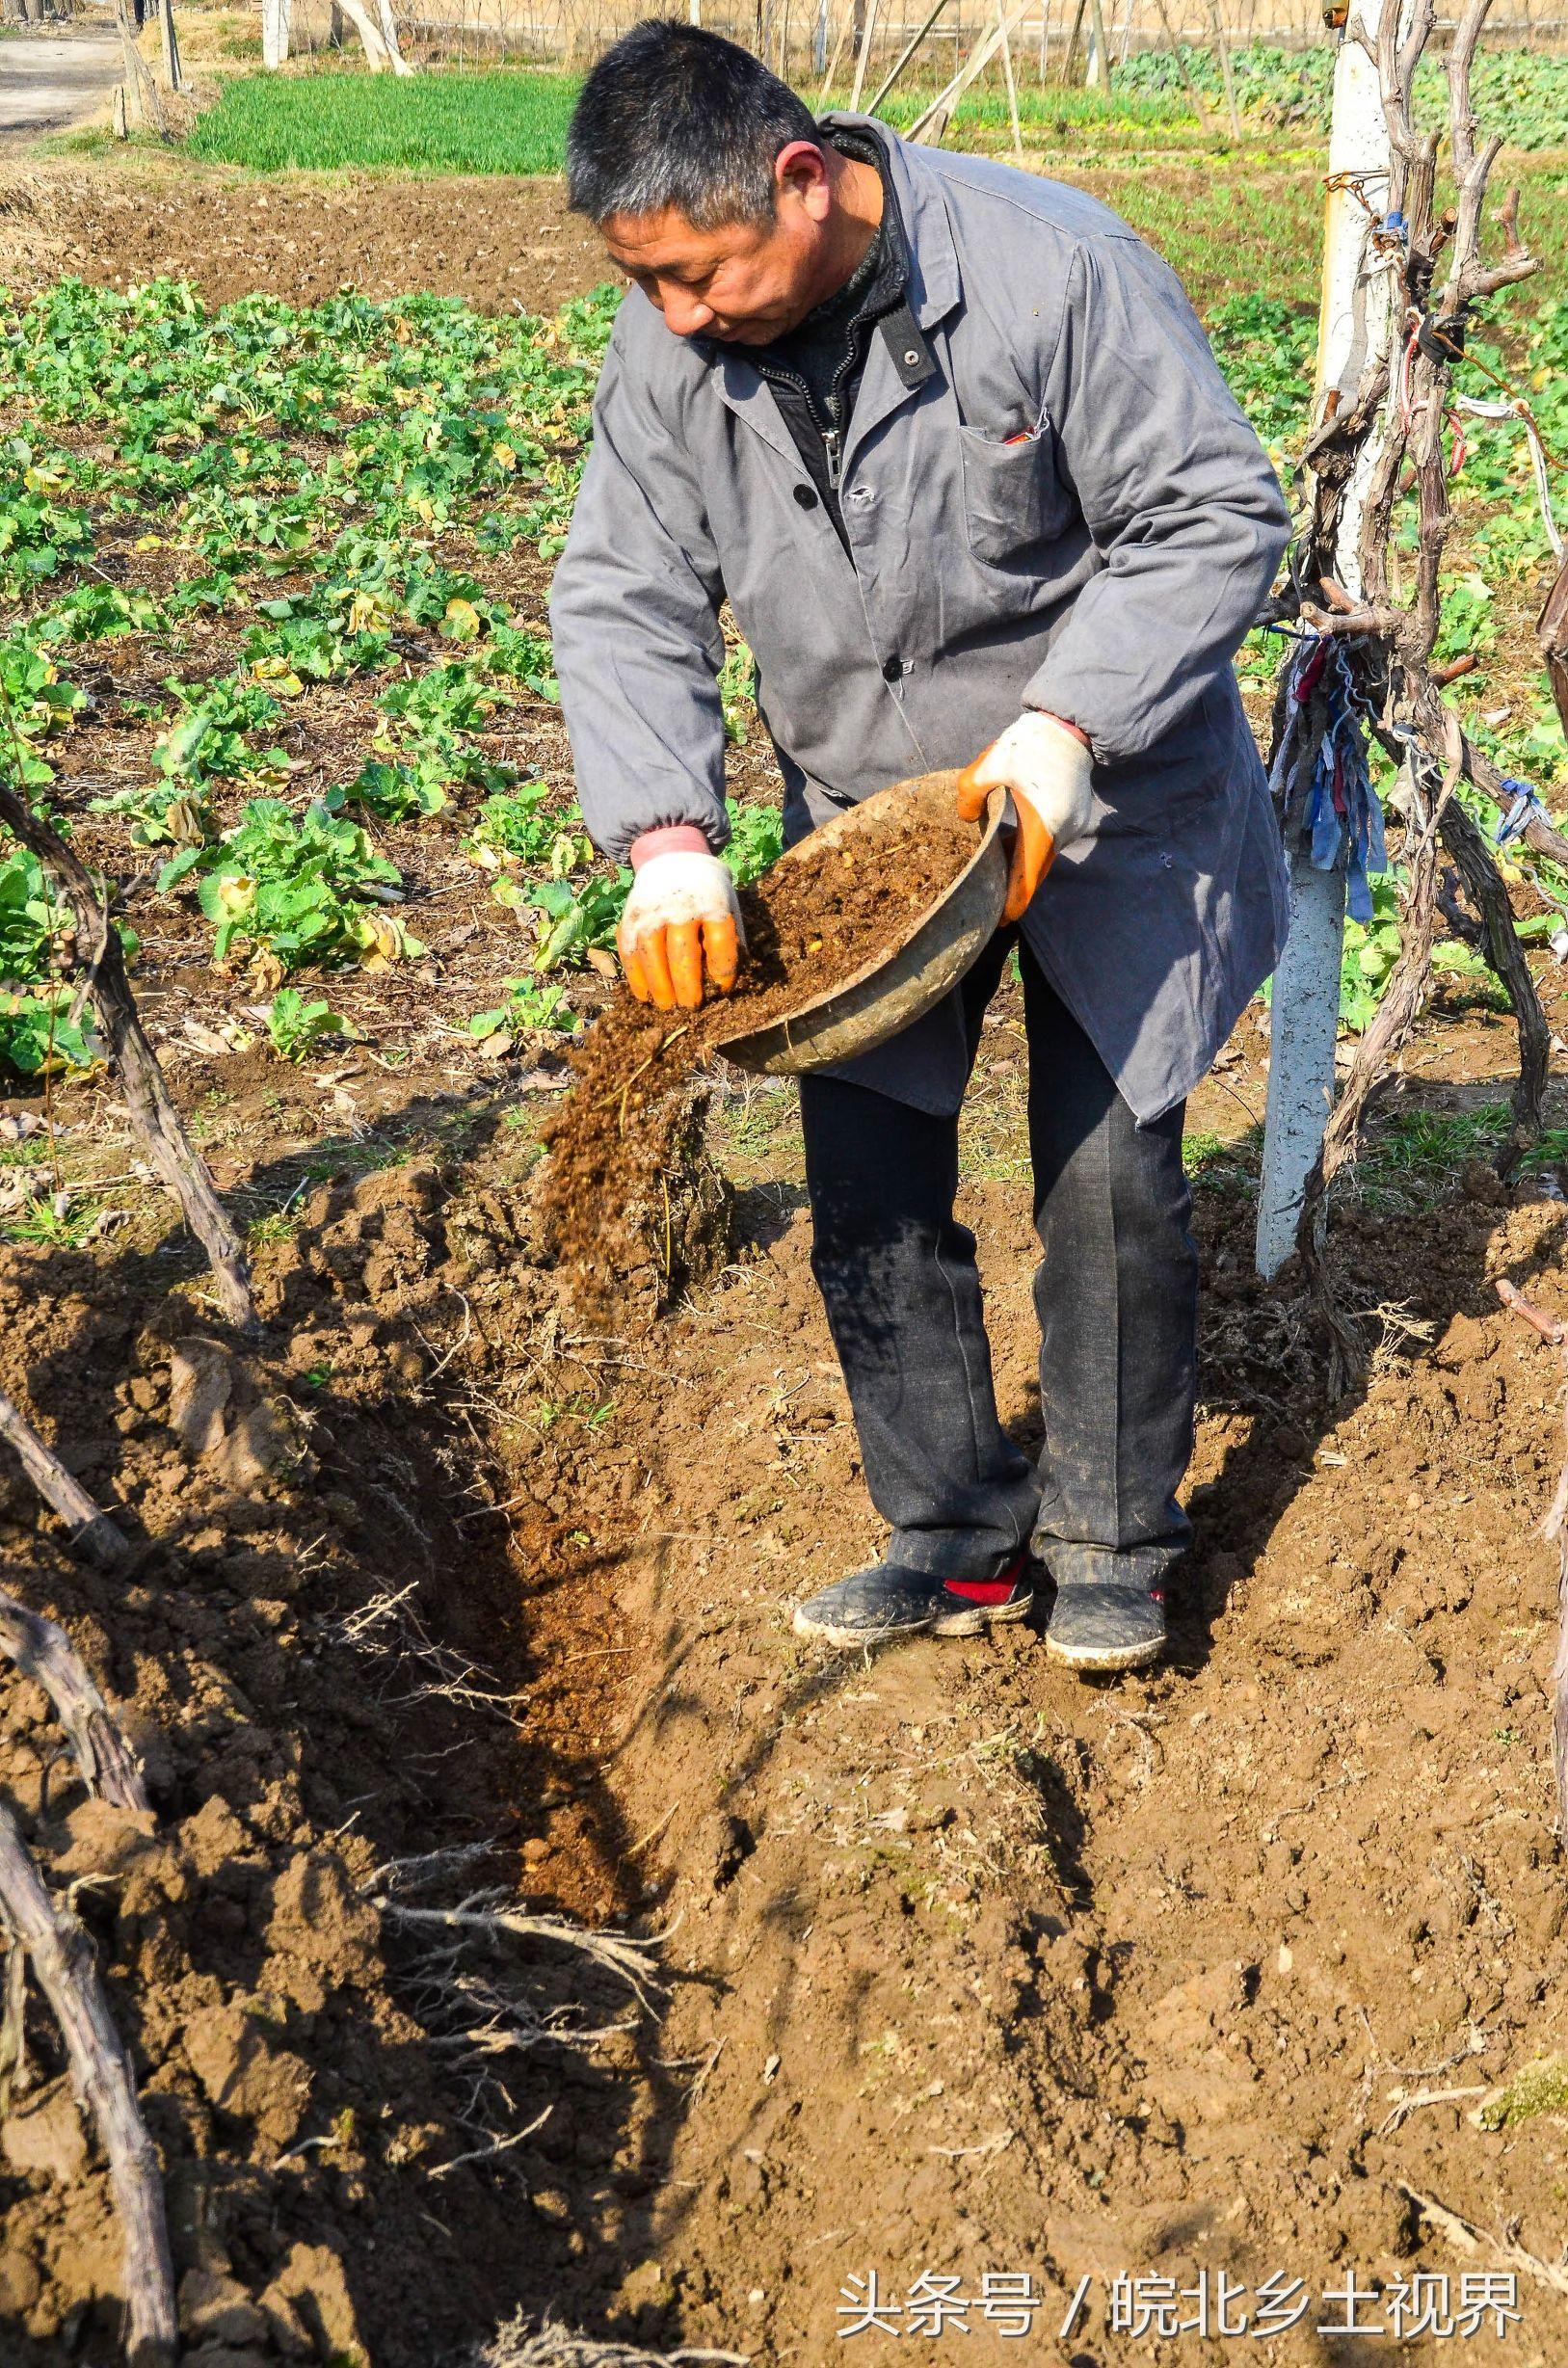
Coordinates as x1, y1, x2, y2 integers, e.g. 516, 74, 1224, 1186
774, 140, 834, 222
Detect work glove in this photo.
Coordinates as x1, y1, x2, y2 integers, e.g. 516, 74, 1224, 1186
617, 848, 744, 1012
955, 711, 1095, 926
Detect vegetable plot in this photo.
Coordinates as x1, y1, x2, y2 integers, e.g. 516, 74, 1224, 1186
0, 254, 1561, 1089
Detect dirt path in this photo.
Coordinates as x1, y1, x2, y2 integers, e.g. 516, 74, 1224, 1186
0, 27, 122, 150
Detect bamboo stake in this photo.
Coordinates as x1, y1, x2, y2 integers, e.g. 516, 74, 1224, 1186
816, 0, 855, 101
1205, 0, 1242, 135
0, 1801, 176, 2368
848, 0, 881, 110
907, 0, 1036, 138
864, 0, 953, 115
997, 0, 1025, 155
1152, 0, 1212, 130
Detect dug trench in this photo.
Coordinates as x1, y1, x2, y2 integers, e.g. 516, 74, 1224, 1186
6, 1000, 1568, 2366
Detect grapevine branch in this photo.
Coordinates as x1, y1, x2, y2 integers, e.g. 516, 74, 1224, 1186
0, 774, 257, 1336
0, 1579, 171, 2363
0, 1799, 176, 2368
0, 1387, 131, 1571
0, 1588, 148, 1813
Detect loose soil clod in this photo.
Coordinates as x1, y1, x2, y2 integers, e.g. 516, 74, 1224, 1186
537, 787, 981, 1294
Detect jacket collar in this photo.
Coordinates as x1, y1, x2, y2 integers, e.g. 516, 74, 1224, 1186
818, 114, 961, 333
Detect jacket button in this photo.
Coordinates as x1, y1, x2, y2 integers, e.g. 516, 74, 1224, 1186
882, 655, 903, 682
793, 484, 818, 510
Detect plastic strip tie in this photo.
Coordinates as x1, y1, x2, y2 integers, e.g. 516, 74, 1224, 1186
1267, 633, 1387, 924
1496, 777, 1549, 849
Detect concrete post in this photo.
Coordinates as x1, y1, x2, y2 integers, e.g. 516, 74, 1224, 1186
1254, 0, 1396, 1277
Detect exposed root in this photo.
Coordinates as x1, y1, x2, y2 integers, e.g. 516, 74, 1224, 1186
364, 1856, 651, 2167
370, 1887, 665, 2009
331, 1574, 528, 1721
466, 2316, 748, 2368
431, 2103, 552, 2182
1398, 2181, 1568, 2300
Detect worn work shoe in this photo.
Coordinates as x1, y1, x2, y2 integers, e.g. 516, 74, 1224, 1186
1045, 1580, 1167, 1674
792, 1555, 1033, 1648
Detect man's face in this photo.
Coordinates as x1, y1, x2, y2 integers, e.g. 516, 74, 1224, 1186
600, 141, 836, 344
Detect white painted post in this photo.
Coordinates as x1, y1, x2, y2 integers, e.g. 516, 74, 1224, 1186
261, 0, 291, 68
1254, 0, 1395, 1277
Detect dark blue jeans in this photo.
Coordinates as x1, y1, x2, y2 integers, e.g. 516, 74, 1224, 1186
800, 932, 1198, 1589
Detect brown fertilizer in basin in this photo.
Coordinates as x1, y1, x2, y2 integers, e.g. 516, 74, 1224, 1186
538, 784, 981, 1294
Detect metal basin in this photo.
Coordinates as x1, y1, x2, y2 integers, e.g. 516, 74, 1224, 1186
713, 771, 1008, 1077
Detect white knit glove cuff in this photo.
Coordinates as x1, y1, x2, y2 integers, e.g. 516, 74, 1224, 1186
979, 711, 1095, 854
620, 850, 745, 944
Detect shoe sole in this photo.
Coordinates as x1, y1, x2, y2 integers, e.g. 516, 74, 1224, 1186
793, 1594, 1032, 1649
1045, 1630, 1165, 1673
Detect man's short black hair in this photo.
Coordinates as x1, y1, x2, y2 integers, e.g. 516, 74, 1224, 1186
566, 20, 823, 229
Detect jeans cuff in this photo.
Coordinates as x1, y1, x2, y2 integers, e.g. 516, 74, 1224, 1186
890, 1521, 1038, 1583
1034, 1538, 1186, 1592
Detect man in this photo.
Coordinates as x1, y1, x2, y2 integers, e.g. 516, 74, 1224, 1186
549, 21, 1289, 1675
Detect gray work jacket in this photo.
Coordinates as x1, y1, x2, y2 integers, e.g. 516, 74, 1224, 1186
548, 119, 1291, 1122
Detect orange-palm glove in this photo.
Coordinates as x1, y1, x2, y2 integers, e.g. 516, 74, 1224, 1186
955, 712, 1095, 925
617, 848, 745, 1013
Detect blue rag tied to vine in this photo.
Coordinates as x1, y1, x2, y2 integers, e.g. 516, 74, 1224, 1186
1266, 631, 1387, 923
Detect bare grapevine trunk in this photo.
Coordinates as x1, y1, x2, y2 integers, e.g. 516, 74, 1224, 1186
1278, 0, 1551, 1376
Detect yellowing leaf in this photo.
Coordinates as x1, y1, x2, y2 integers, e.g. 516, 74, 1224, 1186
133, 534, 164, 553
348, 591, 392, 634
493, 441, 518, 472
441, 597, 482, 643
164, 797, 208, 848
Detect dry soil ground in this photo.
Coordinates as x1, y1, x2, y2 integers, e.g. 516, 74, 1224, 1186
1, 162, 1568, 2368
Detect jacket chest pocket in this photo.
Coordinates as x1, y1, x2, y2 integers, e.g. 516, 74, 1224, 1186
957, 421, 1076, 569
